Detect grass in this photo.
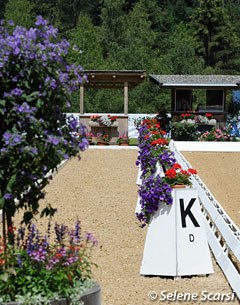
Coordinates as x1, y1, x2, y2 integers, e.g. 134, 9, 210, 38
129, 138, 138, 146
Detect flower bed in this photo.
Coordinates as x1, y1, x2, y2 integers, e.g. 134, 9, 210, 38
136, 117, 197, 227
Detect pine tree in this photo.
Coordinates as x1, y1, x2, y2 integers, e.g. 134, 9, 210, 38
190, 0, 240, 72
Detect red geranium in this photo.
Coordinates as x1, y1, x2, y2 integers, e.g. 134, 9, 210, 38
150, 138, 169, 146
164, 164, 197, 187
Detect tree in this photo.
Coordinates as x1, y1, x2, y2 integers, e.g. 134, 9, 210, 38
159, 23, 204, 74
4, 0, 35, 28
67, 14, 105, 112
190, 0, 240, 72
0, 0, 7, 19
100, 0, 126, 58
0, 17, 88, 243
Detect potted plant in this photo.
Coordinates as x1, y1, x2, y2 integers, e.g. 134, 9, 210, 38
90, 115, 117, 127
163, 163, 197, 188
96, 133, 110, 145
86, 132, 94, 145
0, 220, 100, 305
116, 134, 130, 146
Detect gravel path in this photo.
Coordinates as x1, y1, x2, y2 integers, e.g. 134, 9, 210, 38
18, 149, 239, 305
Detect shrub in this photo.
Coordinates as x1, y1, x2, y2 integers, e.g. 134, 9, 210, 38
171, 122, 199, 141
0, 17, 88, 243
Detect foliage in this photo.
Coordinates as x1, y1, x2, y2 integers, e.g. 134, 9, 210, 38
0, 17, 88, 242
116, 134, 130, 145
0, 220, 97, 303
135, 117, 176, 227
135, 115, 198, 227
171, 122, 199, 141
190, 0, 240, 72
2, 0, 240, 115
96, 133, 110, 144
198, 128, 235, 142
4, 0, 35, 28
159, 23, 204, 74
226, 110, 240, 138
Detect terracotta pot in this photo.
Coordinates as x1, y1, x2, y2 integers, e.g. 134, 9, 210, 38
119, 143, 129, 146
97, 142, 109, 146
171, 184, 186, 189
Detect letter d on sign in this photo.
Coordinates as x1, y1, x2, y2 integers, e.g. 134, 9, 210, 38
189, 234, 194, 242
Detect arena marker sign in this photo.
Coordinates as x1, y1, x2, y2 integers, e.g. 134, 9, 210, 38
140, 188, 214, 277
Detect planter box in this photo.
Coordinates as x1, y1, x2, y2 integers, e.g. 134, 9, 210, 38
140, 188, 213, 277
89, 121, 119, 128
4, 282, 101, 305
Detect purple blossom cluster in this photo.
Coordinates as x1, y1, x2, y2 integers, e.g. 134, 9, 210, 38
0, 17, 89, 234
136, 175, 173, 227
136, 119, 177, 227
0, 220, 97, 299
12, 220, 97, 274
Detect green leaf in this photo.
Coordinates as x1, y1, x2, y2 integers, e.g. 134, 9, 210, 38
0, 273, 9, 282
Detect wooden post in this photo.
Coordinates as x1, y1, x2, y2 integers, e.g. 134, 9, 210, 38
80, 84, 84, 114
124, 82, 128, 115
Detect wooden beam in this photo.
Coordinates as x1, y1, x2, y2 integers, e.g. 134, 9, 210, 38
80, 84, 84, 114
124, 82, 128, 115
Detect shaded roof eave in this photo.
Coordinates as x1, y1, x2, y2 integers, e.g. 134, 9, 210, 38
81, 70, 146, 89
149, 74, 240, 89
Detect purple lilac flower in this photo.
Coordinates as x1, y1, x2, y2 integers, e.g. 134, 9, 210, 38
10, 88, 23, 96
4, 193, 13, 200
47, 135, 61, 146
15, 102, 36, 114
35, 15, 48, 26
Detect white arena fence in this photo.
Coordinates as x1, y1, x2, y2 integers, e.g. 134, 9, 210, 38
169, 141, 240, 300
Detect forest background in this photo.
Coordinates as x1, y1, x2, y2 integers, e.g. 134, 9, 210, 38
1, 0, 240, 114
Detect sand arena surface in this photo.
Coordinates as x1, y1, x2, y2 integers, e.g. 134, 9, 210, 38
16, 149, 239, 305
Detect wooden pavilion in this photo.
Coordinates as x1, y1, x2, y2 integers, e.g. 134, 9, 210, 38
149, 74, 240, 127
79, 70, 146, 143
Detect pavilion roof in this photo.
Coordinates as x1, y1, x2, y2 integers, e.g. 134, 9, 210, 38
81, 70, 146, 89
149, 74, 240, 89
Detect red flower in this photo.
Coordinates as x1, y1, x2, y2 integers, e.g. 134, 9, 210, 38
188, 168, 197, 174
150, 138, 168, 146
205, 113, 212, 118
180, 169, 189, 176
161, 130, 167, 135
165, 168, 176, 178
173, 163, 182, 169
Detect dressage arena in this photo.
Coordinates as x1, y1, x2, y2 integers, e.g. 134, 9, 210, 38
19, 148, 240, 305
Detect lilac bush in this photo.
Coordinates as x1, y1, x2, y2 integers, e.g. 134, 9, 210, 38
0, 17, 88, 243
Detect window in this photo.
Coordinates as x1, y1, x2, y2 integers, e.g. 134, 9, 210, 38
175, 90, 192, 111
206, 90, 224, 112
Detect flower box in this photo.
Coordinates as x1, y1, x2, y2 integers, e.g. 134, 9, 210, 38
4, 282, 101, 305
140, 188, 213, 276
89, 121, 119, 128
